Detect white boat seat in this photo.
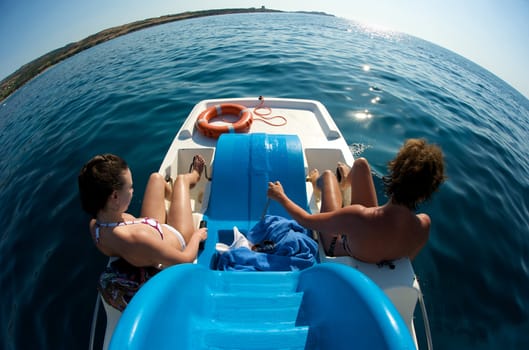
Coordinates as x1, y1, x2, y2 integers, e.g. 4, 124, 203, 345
317, 239, 420, 336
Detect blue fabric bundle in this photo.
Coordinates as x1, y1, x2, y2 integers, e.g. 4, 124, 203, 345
215, 215, 318, 271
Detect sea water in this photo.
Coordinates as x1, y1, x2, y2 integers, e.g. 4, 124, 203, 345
0, 13, 528, 349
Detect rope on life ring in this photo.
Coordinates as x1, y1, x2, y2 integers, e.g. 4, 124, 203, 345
196, 103, 253, 139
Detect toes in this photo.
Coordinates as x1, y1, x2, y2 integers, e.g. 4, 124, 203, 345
306, 169, 320, 183
190, 155, 205, 177
336, 162, 350, 182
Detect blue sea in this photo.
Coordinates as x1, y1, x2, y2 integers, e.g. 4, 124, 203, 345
1, 12, 528, 349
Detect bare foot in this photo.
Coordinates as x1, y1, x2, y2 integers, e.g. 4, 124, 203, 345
336, 162, 351, 191
191, 155, 205, 176
188, 155, 205, 187
307, 169, 320, 187
307, 169, 321, 202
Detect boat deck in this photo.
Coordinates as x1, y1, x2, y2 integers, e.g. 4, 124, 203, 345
159, 97, 354, 207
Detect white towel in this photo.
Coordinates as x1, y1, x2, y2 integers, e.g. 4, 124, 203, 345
215, 226, 252, 253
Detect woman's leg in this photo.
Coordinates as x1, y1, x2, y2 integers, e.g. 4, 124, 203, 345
309, 169, 343, 256
314, 169, 343, 213
346, 157, 378, 207
166, 156, 204, 242
326, 158, 378, 258
140, 173, 170, 222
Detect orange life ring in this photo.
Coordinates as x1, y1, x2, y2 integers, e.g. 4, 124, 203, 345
196, 103, 253, 139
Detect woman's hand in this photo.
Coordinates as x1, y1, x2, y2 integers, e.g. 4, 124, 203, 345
267, 181, 285, 202
194, 227, 208, 241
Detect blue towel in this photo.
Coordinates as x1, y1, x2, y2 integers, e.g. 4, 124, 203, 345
215, 215, 318, 271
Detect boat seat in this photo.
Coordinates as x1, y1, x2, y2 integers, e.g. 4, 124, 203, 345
317, 241, 419, 336
101, 297, 121, 350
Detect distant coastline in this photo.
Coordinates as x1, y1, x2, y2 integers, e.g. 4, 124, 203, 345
0, 8, 332, 102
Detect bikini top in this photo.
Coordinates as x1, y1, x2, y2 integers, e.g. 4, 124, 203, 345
95, 217, 164, 244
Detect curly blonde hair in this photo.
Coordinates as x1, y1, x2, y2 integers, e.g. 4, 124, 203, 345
383, 139, 446, 210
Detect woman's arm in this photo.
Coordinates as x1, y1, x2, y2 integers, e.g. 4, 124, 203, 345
267, 181, 359, 233
267, 181, 312, 225
176, 228, 208, 263
114, 227, 207, 267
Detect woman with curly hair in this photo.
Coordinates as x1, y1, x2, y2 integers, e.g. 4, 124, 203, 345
267, 139, 446, 263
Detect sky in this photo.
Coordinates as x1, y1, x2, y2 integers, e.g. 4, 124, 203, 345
1, 0, 528, 99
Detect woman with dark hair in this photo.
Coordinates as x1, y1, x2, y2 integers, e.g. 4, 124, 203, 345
78, 154, 207, 269
267, 139, 446, 263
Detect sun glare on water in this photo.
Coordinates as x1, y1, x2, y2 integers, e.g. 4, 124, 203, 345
347, 18, 401, 41
353, 109, 373, 120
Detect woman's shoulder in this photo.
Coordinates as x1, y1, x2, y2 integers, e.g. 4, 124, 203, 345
89, 218, 97, 229
88, 219, 97, 241
123, 213, 137, 220
416, 213, 431, 232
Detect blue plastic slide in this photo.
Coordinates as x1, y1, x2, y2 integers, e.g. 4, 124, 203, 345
110, 264, 415, 349
198, 133, 309, 267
